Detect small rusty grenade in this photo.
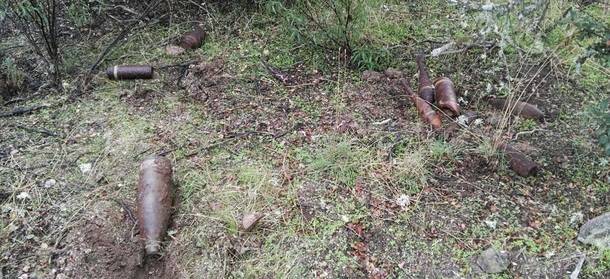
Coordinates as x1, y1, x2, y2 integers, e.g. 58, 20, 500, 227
179, 27, 206, 49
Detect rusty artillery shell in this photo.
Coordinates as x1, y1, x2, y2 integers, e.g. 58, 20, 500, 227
416, 54, 435, 104
433, 77, 461, 116
499, 143, 539, 177
137, 156, 173, 255
487, 97, 544, 121
412, 95, 442, 129
106, 65, 153, 80
400, 78, 441, 129
179, 27, 206, 49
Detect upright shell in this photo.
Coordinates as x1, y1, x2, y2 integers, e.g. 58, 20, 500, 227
416, 54, 435, 104
433, 77, 461, 116
137, 156, 173, 255
400, 78, 442, 129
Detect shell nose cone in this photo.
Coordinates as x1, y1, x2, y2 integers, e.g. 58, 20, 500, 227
145, 240, 161, 255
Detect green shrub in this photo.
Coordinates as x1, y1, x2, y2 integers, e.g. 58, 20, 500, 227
67, 1, 91, 28
350, 45, 391, 71
267, 0, 391, 70
588, 98, 610, 156
1, 57, 25, 88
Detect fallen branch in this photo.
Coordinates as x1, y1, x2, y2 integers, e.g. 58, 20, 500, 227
569, 254, 585, 279
3, 97, 25, 106
157, 60, 200, 70
0, 104, 50, 118
427, 42, 496, 57
5, 123, 60, 137
158, 128, 293, 160
261, 59, 293, 84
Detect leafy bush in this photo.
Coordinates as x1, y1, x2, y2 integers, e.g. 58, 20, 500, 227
2, 0, 61, 85
1, 57, 25, 88
267, 0, 391, 70
350, 44, 391, 71
66, 0, 91, 28
589, 98, 610, 156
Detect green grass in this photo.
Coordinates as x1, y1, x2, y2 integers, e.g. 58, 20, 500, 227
1, 0, 609, 278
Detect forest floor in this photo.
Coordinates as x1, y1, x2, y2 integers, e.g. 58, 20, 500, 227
1, 1, 609, 278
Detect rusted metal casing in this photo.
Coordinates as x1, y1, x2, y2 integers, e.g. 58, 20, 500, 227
416, 54, 435, 104
137, 156, 173, 255
106, 65, 154, 80
433, 77, 461, 116
179, 27, 206, 49
413, 95, 442, 129
400, 78, 441, 129
500, 143, 539, 177
487, 97, 544, 121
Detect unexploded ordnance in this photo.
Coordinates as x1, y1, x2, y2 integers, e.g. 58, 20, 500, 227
179, 27, 206, 50
400, 78, 442, 129
416, 54, 435, 104
499, 143, 539, 177
241, 212, 264, 232
487, 97, 544, 121
433, 77, 461, 116
137, 156, 173, 255
106, 65, 154, 80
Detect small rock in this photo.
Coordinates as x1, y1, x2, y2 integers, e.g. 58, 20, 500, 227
484, 219, 497, 230
570, 211, 584, 227
431, 42, 456, 57
44, 179, 56, 188
578, 212, 610, 249
396, 194, 410, 208
383, 68, 403, 79
165, 45, 185, 56
475, 247, 509, 273
16, 192, 31, 200
456, 115, 469, 126
241, 212, 264, 231
79, 163, 92, 174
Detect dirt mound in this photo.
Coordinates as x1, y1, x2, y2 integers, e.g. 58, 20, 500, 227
182, 59, 231, 103
54, 200, 177, 279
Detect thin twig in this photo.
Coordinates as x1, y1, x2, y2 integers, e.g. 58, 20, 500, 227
5, 123, 61, 137
113, 199, 137, 224
157, 60, 200, 70
0, 104, 50, 118
570, 253, 585, 279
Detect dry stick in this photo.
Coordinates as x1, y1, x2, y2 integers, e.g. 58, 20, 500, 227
569, 254, 586, 279
0, 104, 50, 118
113, 199, 137, 224
5, 123, 60, 137
157, 60, 200, 70
261, 59, 291, 84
